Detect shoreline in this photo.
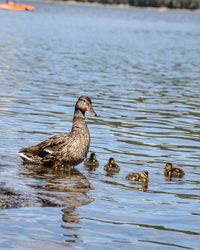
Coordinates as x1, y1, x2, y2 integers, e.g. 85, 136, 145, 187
33, 0, 200, 12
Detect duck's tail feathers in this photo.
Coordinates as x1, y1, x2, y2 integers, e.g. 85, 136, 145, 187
18, 151, 33, 162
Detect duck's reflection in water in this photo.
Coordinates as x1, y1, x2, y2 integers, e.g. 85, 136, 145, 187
62, 205, 80, 223
84, 164, 99, 173
139, 181, 149, 192
20, 163, 93, 223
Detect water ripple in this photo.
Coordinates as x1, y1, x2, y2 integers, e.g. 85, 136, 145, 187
0, 2, 200, 250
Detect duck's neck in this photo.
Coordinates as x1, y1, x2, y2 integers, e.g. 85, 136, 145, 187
71, 108, 88, 134
73, 108, 85, 122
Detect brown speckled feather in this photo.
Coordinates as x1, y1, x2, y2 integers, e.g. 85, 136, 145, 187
19, 134, 69, 155
41, 118, 90, 167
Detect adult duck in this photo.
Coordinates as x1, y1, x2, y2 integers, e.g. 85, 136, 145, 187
18, 96, 97, 169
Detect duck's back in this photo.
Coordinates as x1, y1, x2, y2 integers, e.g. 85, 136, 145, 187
172, 168, 185, 178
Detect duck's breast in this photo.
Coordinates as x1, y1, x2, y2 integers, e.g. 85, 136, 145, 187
62, 123, 90, 166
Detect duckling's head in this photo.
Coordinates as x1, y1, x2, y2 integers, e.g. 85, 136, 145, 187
75, 96, 97, 116
164, 163, 173, 171
89, 152, 96, 161
141, 171, 149, 179
108, 157, 115, 165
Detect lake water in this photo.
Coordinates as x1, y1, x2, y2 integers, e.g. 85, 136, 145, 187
0, 2, 200, 249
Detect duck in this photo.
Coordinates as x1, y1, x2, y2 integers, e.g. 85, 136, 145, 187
164, 163, 185, 178
104, 158, 120, 173
83, 152, 99, 169
125, 171, 149, 183
18, 96, 97, 169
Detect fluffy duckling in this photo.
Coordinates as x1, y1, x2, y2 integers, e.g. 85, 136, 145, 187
164, 163, 185, 178
126, 171, 149, 183
104, 158, 120, 173
84, 152, 99, 169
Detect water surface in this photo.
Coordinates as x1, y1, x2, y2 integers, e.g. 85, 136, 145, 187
0, 2, 200, 249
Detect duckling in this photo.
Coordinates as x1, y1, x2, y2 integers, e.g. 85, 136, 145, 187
140, 171, 149, 183
104, 158, 120, 173
84, 152, 99, 169
126, 171, 149, 183
18, 96, 97, 169
164, 163, 185, 178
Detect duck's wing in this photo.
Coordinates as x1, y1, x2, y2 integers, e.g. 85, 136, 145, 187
174, 168, 185, 177
41, 134, 84, 168
38, 133, 70, 154
18, 133, 70, 162
40, 140, 72, 167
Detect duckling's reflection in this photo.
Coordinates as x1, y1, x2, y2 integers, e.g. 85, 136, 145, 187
139, 181, 149, 192
85, 165, 99, 174
126, 180, 149, 192
19, 163, 93, 224
105, 171, 118, 177
126, 171, 149, 192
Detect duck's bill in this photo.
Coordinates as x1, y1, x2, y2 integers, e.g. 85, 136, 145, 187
88, 106, 98, 116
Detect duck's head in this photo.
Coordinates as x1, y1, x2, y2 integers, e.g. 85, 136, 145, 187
89, 152, 97, 162
141, 171, 149, 179
75, 96, 97, 116
164, 163, 173, 171
108, 157, 115, 165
